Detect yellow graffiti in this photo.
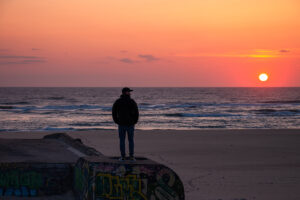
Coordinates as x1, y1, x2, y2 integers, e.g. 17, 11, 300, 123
95, 173, 147, 200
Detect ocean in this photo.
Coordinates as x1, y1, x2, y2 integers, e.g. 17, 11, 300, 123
0, 87, 299, 131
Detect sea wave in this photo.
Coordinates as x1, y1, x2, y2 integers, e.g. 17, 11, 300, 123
252, 109, 300, 116
139, 103, 214, 110
41, 105, 102, 110
47, 96, 65, 100
1, 104, 108, 111
0, 128, 19, 132
192, 125, 227, 128
3, 101, 299, 112
0, 106, 14, 109
139, 102, 279, 110
262, 100, 300, 104
43, 126, 114, 131
68, 122, 112, 126
0, 101, 29, 105
43, 126, 75, 131
164, 113, 241, 117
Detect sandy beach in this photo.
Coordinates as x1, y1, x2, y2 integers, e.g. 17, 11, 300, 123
1, 129, 300, 200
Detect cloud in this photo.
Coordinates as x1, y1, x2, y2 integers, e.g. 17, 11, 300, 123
32, 48, 41, 51
120, 50, 128, 53
0, 60, 46, 65
0, 54, 47, 65
0, 49, 9, 52
119, 58, 135, 64
0, 55, 44, 59
247, 54, 277, 58
118, 54, 160, 64
23, 59, 46, 63
138, 54, 159, 62
279, 49, 290, 53
175, 49, 284, 58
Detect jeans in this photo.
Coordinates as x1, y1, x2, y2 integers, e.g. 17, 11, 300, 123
118, 125, 134, 157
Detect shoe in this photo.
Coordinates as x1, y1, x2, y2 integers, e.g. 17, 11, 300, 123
119, 157, 125, 161
129, 156, 136, 161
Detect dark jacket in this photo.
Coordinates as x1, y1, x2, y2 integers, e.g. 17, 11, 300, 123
112, 94, 139, 126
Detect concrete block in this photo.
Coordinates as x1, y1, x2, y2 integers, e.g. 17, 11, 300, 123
73, 156, 185, 200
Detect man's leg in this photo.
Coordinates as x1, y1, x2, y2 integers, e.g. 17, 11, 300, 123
118, 125, 126, 157
127, 125, 135, 157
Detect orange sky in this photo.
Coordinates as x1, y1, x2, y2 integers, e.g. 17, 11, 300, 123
0, 0, 299, 87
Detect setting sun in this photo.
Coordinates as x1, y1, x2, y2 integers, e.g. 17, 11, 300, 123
259, 73, 269, 82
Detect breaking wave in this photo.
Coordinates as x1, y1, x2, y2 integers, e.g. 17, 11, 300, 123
0, 104, 110, 111
164, 113, 240, 117
262, 100, 300, 104
252, 109, 300, 116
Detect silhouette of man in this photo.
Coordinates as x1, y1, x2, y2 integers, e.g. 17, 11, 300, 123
112, 87, 139, 161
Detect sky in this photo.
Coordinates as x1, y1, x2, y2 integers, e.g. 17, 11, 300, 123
0, 0, 299, 87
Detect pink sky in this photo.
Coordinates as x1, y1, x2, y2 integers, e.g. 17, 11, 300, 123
0, 0, 299, 87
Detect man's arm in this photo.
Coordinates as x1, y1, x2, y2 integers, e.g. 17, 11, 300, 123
133, 100, 139, 124
112, 101, 119, 124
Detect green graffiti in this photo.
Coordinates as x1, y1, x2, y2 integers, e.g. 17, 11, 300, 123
0, 171, 43, 189
74, 167, 85, 192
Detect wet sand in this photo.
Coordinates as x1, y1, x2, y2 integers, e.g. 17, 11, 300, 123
1, 129, 300, 200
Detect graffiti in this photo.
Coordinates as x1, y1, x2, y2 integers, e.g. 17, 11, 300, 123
95, 173, 147, 200
138, 165, 156, 176
74, 159, 95, 200
73, 157, 185, 200
74, 166, 85, 192
0, 164, 72, 197
95, 164, 116, 173
0, 171, 42, 196
155, 168, 180, 199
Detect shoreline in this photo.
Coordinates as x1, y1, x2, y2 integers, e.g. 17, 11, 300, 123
1, 127, 300, 133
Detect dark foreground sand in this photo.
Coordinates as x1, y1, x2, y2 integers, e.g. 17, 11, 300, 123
1, 129, 300, 200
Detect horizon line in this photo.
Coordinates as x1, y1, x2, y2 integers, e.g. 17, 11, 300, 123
0, 86, 299, 88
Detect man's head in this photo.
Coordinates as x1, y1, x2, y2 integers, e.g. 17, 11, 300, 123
122, 87, 133, 96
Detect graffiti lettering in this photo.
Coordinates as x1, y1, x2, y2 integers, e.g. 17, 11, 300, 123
0, 165, 71, 197
73, 157, 184, 200
0, 171, 42, 196
95, 173, 147, 200
0, 171, 42, 188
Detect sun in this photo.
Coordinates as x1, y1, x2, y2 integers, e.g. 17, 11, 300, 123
259, 73, 269, 82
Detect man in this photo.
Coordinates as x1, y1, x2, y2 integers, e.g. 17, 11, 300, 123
112, 87, 139, 161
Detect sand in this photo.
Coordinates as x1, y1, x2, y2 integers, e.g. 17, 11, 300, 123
1, 129, 300, 200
